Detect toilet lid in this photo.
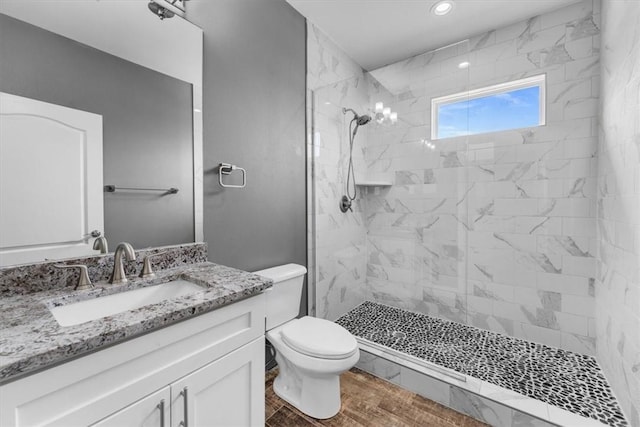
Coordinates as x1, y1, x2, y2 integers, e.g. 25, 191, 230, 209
281, 316, 358, 360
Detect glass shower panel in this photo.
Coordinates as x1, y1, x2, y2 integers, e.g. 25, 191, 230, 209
363, 41, 471, 324
362, 72, 427, 313
364, 41, 471, 323
416, 41, 471, 325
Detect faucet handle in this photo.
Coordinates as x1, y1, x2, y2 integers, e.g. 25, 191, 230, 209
140, 251, 167, 279
54, 264, 94, 291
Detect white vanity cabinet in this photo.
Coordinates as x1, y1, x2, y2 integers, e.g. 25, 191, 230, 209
169, 338, 264, 427
90, 337, 263, 427
91, 387, 171, 427
0, 293, 266, 427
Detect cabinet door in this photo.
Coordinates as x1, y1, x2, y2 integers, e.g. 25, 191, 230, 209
91, 386, 170, 427
171, 337, 265, 427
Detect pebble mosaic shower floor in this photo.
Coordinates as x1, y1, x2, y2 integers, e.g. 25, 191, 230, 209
335, 301, 628, 427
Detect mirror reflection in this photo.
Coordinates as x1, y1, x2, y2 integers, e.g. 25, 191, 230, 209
0, 1, 203, 266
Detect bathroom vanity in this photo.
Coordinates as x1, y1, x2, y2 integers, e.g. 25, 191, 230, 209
0, 253, 271, 427
0, 5, 266, 425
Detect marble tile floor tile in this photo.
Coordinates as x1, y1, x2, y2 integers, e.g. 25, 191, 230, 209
266, 368, 490, 427
335, 301, 627, 427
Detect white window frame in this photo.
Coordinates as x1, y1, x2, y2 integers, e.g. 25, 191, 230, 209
431, 74, 546, 140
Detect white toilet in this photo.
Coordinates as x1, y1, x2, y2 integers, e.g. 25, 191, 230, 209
255, 264, 360, 419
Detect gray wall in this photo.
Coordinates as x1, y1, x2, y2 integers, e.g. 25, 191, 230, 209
0, 14, 194, 249
189, 1, 307, 311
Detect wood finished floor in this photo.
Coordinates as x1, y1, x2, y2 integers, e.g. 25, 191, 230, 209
265, 368, 489, 427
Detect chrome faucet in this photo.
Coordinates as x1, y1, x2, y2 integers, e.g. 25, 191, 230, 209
93, 236, 109, 254
109, 242, 136, 284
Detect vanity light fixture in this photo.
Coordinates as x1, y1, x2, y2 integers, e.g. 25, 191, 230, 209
458, 61, 470, 69
148, 1, 175, 20
431, 0, 454, 16
422, 138, 436, 150
373, 101, 399, 125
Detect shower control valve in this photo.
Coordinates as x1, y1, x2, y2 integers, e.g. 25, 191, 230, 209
340, 195, 353, 213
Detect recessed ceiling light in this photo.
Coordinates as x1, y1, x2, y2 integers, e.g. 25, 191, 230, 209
431, 0, 454, 16
458, 61, 470, 69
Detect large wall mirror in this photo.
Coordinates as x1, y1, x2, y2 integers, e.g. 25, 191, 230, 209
0, 0, 203, 266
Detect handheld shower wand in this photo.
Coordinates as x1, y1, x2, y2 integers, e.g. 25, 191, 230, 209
340, 108, 371, 213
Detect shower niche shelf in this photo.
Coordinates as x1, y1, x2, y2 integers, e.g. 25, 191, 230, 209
355, 173, 393, 187
356, 181, 393, 187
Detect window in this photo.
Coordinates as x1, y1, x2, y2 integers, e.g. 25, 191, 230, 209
431, 74, 546, 140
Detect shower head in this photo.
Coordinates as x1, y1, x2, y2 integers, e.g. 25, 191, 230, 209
342, 107, 372, 126
352, 114, 371, 138
356, 114, 372, 126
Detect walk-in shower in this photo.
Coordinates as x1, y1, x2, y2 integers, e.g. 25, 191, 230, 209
340, 107, 371, 213
306, 0, 633, 421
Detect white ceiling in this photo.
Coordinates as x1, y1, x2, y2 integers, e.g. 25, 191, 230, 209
287, 0, 582, 70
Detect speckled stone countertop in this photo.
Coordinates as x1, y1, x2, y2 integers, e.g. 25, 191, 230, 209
0, 262, 272, 383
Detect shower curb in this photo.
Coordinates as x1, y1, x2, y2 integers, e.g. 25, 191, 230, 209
357, 339, 609, 427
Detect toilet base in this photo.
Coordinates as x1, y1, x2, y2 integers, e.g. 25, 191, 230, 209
272, 353, 342, 419
267, 323, 360, 420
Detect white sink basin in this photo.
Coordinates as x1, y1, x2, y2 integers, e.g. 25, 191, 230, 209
50, 280, 203, 327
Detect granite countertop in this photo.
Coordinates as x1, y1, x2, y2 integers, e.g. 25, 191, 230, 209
0, 262, 272, 383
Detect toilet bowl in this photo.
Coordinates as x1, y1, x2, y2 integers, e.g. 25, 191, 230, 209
255, 264, 360, 419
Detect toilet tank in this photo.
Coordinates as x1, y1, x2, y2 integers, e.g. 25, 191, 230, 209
254, 264, 307, 330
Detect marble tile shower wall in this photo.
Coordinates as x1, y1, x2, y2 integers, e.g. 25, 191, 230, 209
362, 0, 601, 355
307, 23, 370, 320
596, 0, 640, 423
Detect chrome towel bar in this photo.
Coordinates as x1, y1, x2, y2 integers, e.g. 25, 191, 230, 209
104, 185, 178, 194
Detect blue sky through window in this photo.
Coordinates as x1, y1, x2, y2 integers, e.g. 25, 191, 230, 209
437, 86, 541, 139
